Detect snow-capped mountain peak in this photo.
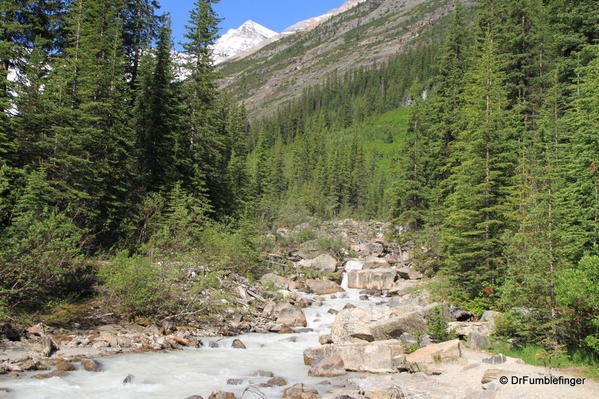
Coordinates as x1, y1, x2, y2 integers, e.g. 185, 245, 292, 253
212, 20, 278, 64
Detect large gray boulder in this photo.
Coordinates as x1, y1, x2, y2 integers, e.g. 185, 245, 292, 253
304, 340, 405, 373
347, 269, 397, 290
305, 279, 343, 295
261, 273, 288, 289
406, 339, 462, 365
298, 254, 338, 272
397, 265, 423, 280
276, 307, 307, 327
351, 242, 384, 257
331, 307, 430, 344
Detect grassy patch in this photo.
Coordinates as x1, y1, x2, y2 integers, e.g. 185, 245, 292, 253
491, 342, 599, 380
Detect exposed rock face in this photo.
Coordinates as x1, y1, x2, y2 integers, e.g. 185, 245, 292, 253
304, 340, 405, 373
305, 279, 343, 295
347, 269, 397, 290
276, 307, 308, 327
298, 254, 338, 272
308, 355, 346, 377
406, 339, 462, 365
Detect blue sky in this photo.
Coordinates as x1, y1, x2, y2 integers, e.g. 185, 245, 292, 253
159, 0, 345, 48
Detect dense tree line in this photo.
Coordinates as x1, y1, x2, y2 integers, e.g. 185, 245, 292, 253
0, 0, 251, 312
392, 0, 598, 355
244, 43, 441, 220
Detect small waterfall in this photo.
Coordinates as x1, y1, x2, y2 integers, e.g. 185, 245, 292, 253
340, 259, 363, 290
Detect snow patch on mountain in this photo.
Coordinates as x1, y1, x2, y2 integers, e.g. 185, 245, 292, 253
212, 20, 278, 64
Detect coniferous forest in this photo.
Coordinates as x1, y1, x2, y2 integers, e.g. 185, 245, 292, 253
0, 0, 598, 374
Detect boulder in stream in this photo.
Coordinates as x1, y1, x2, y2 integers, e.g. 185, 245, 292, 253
276, 307, 307, 327
208, 391, 237, 399
298, 254, 338, 272
305, 279, 343, 295
283, 383, 319, 399
347, 269, 397, 290
232, 339, 247, 349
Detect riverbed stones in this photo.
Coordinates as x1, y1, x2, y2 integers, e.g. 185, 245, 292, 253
208, 391, 237, 399
305, 279, 343, 295
298, 254, 338, 272
253, 370, 274, 377
319, 334, 333, 345
55, 360, 76, 371
80, 358, 102, 372
283, 383, 320, 399
42, 336, 58, 357
308, 355, 347, 377
267, 376, 287, 386
232, 339, 247, 349
32, 370, 70, 379
347, 269, 397, 290
227, 378, 243, 385
276, 307, 308, 327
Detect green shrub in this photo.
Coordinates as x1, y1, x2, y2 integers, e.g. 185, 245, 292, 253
0, 210, 89, 310
316, 237, 348, 258
426, 306, 454, 343
99, 252, 177, 317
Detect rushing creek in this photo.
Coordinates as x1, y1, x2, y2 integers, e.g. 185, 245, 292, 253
1, 260, 392, 399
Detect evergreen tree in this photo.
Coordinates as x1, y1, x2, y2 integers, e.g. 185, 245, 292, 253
392, 99, 439, 231
559, 45, 599, 261
37, 0, 135, 245
441, 32, 516, 300
134, 14, 181, 194
181, 0, 225, 207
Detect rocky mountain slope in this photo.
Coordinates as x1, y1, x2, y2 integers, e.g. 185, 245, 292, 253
218, 0, 467, 118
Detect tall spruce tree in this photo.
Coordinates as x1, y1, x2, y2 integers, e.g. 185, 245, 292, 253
134, 14, 181, 194
181, 0, 225, 208
441, 32, 516, 300
37, 0, 135, 245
